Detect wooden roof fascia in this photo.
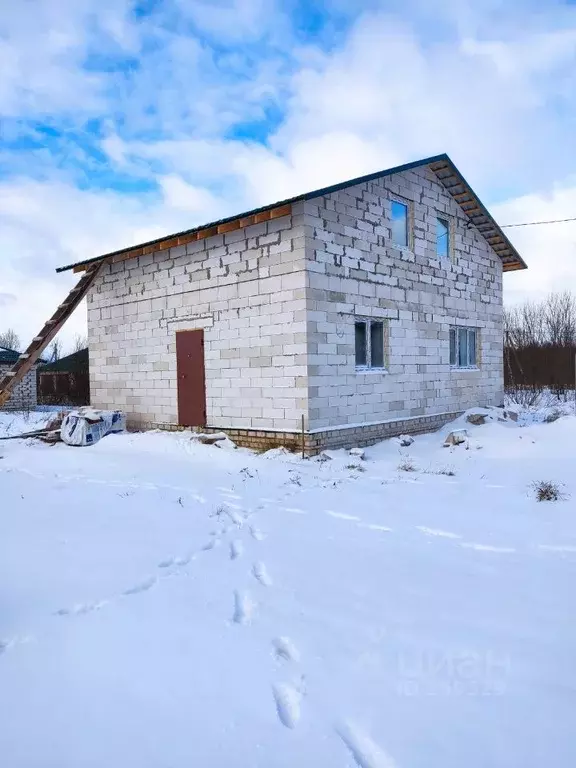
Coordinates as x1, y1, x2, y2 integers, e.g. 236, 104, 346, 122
430, 161, 527, 270
69, 204, 293, 273
58, 153, 526, 274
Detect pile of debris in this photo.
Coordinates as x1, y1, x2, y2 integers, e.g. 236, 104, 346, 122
0, 408, 126, 447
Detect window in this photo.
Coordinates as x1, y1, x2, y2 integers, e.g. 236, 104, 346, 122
355, 319, 387, 370
449, 326, 478, 368
391, 200, 409, 247
355, 322, 367, 367
436, 217, 450, 259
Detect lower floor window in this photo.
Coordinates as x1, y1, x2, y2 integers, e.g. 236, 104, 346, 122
450, 326, 477, 368
355, 319, 387, 369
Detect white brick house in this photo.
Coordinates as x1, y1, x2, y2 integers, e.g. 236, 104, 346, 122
0, 347, 39, 410
58, 154, 526, 452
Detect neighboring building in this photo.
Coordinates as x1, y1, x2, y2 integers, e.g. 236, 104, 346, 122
38, 348, 90, 406
57, 153, 527, 452
0, 347, 41, 410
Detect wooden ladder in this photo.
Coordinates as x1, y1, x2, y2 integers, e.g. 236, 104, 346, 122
0, 260, 104, 409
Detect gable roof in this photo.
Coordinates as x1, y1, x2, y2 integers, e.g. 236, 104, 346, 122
56, 153, 527, 274
0, 346, 46, 365
39, 348, 89, 373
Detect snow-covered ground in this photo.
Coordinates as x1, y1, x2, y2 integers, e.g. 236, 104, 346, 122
1, 409, 576, 768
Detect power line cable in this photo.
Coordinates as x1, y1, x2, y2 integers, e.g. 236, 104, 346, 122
501, 216, 576, 228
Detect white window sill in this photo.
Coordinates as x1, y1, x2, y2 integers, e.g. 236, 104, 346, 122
355, 366, 389, 374
450, 365, 480, 371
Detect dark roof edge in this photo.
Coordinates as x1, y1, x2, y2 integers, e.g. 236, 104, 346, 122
40, 348, 88, 372
442, 161, 527, 270
55, 154, 450, 273
56, 152, 526, 272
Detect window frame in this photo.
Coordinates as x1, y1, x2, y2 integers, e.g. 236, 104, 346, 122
449, 326, 478, 369
390, 198, 411, 249
355, 318, 388, 372
436, 216, 451, 261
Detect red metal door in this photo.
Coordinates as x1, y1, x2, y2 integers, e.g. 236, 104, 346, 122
176, 330, 206, 427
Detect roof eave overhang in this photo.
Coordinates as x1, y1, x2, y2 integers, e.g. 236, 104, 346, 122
428, 158, 527, 272
56, 153, 526, 274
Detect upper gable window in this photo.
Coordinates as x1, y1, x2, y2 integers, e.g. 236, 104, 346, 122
391, 200, 409, 247
436, 217, 450, 259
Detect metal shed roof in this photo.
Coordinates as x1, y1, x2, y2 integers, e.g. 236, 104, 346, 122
0, 347, 46, 365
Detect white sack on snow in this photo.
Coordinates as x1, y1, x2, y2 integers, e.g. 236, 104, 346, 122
60, 409, 126, 447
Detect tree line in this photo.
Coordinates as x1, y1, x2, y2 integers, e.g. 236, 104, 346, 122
0, 329, 87, 362
505, 291, 576, 349
505, 291, 576, 399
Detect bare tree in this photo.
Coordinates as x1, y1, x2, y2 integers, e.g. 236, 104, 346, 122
71, 334, 88, 353
505, 292, 576, 348
0, 328, 21, 351
505, 291, 576, 399
47, 338, 62, 363
544, 292, 576, 347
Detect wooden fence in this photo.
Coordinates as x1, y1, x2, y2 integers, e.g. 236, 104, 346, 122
37, 371, 90, 406
504, 345, 576, 392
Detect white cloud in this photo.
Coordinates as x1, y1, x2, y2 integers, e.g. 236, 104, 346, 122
175, 0, 281, 42
2, 0, 576, 352
496, 182, 576, 304
158, 175, 223, 216
0, 176, 194, 349
0, 0, 135, 116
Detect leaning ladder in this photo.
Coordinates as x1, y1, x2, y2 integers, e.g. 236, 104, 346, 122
0, 260, 104, 409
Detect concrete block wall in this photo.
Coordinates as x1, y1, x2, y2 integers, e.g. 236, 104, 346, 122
85, 162, 506, 445
87, 213, 309, 431
303, 165, 503, 430
0, 365, 38, 411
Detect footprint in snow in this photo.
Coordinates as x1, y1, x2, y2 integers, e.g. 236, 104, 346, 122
460, 542, 516, 553
56, 600, 108, 616
252, 561, 272, 587
158, 556, 177, 568
282, 506, 307, 515
230, 540, 244, 560
232, 590, 255, 625
173, 553, 196, 566
223, 507, 245, 527
336, 721, 398, 768
272, 636, 300, 663
417, 526, 461, 539
249, 525, 265, 541
0, 635, 26, 654
123, 576, 157, 595
326, 510, 361, 521
0, 635, 34, 657
220, 491, 243, 500
159, 551, 197, 567
200, 538, 221, 552
538, 544, 576, 553
358, 523, 393, 533
272, 680, 304, 729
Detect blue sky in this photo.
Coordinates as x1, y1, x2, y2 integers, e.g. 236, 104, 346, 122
1, 0, 576, 347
